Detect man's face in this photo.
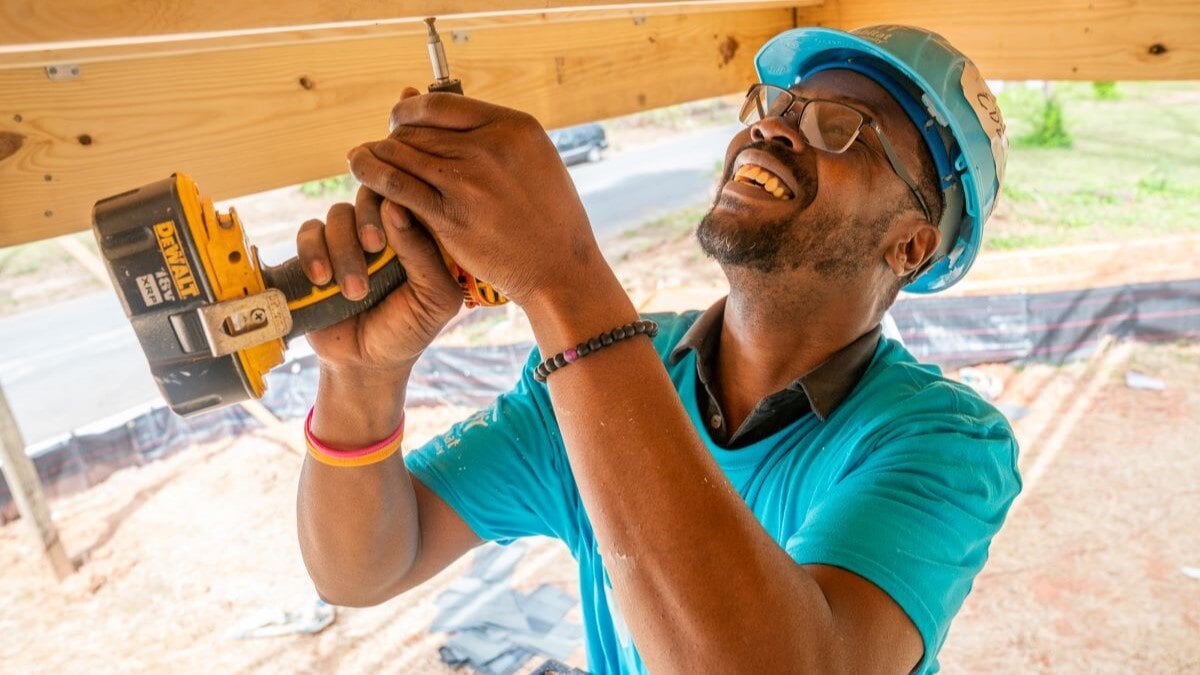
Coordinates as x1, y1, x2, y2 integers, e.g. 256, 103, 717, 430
697, 69, 930, 280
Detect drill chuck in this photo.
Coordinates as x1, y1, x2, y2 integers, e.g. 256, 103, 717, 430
425, 19, 452, 83
424, 17, 463, 94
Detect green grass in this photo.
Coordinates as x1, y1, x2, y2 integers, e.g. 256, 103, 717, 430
610, 204, 710, 262
0, 232, 102, 314
0, 232, 95, 276
1093, 81, 1121, 101
609, 81, 1200, 255
0, 240, 63, 277
299, 174, 357, 200
618, 204, 708, 242
984, 81, 1200, 251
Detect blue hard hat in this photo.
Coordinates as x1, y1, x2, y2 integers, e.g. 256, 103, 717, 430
755, 25, 1008, 293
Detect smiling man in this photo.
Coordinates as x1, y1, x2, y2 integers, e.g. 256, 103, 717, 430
295, 25, 1020, 674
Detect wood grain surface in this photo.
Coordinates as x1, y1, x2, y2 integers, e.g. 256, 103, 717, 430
0, 0, 801, 46
798, 0, 1198, 81
2, 0, 1197, 245
0, 9, 789, 246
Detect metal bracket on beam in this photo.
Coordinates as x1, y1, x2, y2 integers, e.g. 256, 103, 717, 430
44, 64, 80, 81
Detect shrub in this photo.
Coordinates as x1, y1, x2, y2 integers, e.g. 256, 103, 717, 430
299, 174, 356, 199
1093, 81, 1120, 100
1016, 95, 1073, 149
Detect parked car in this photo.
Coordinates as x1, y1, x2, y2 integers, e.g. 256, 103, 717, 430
548, 123, 608, 165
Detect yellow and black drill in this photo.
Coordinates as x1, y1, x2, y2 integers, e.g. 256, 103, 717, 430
92, 18, 504, 416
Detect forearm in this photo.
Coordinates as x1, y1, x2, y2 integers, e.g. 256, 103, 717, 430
527, 280, 840, 671
297, 364, 419, 606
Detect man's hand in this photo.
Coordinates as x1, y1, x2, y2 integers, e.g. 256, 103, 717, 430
302, 87, 463, 389
299, 186, 463, 385
295, 89, 488, 611
345, 89, 612, 311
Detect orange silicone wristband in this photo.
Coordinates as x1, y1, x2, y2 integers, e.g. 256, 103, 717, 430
304, 407, 405, 468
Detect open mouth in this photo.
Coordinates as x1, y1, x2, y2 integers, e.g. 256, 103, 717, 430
731, 163, 794, 201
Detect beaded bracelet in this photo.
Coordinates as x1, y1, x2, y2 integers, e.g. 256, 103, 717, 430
304, 407, 405, 468
534, 319, 659, 382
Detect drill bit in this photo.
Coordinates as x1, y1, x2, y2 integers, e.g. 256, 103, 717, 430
424, 17, 462, 93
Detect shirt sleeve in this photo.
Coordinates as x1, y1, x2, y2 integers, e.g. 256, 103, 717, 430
784, 408, 1021, 673
404, 351, 575, 545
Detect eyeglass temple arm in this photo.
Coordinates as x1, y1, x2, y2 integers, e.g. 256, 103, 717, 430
868, 121, 934, 225
751, 83, 772, 119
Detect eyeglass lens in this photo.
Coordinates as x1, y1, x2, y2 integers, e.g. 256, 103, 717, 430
739, 85, 864, 154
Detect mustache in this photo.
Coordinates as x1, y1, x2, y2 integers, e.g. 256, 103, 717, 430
725, 140, 811, 183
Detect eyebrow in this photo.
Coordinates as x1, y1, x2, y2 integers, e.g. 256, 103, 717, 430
832, 94, 883, 119
787, 86, 883, 119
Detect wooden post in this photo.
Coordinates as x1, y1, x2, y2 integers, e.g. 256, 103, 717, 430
239, 398, 304, 456
0, 383, 75, 580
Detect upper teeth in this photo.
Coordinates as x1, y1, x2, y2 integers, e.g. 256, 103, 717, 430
733, 164, 793, 200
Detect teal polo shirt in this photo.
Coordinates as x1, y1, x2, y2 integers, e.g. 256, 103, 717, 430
406, 310, 1021, 673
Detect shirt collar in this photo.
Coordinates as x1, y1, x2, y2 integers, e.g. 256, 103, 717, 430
668, 297, 726, 367
669, 296, 882, 420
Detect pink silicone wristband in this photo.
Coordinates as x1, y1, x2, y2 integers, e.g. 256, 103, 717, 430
304, 403, 408, 456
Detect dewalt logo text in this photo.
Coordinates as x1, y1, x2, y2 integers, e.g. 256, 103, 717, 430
153, 221, 201, 299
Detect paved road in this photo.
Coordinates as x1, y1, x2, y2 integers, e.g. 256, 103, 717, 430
571, 124, 735, 238
0, 124, 740, 446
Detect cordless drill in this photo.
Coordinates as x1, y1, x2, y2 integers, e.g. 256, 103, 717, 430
92, 17, 504, 416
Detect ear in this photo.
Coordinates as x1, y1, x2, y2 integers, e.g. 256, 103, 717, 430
884, 220, 941, 278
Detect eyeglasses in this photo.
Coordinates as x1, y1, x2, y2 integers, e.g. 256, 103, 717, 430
738, 83, 933, 224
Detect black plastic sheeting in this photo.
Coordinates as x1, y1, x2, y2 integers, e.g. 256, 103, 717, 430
892, 278, 1200, 367
0, 406, 256, 523
0, 342, 531, 524
3, 278, 1198, 522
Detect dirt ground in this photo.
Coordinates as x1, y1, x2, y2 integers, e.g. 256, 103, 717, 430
940, 339, 1200, 673
1, 405, 586, 675
3, 232, 1198, 672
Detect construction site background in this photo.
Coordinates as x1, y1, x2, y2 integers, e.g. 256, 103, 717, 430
2, 81, 1198, 673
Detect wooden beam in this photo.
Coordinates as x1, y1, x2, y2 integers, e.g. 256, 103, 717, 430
0, 383, 75, 580
796, 0, 1199, 81
4, 0, 1192, 247
0, 8, 790, 247
0, 2, 813, 69
0, 0, 798, 47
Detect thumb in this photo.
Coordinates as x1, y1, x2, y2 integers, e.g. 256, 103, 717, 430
389, 86, 425, 132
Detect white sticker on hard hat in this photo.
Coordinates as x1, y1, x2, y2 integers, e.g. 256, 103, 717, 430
960, 61, 1008, 186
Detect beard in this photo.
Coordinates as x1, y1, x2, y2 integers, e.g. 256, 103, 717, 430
696, 203, 795, 273
697, 142, 890, 279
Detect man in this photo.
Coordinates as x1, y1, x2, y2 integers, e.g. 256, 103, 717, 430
295, 25, 1020, 674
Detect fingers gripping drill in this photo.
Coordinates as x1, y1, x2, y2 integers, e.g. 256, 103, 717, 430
91, 17, 504, 416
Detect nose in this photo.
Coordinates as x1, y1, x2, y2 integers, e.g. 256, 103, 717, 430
750, 115, 806, 151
